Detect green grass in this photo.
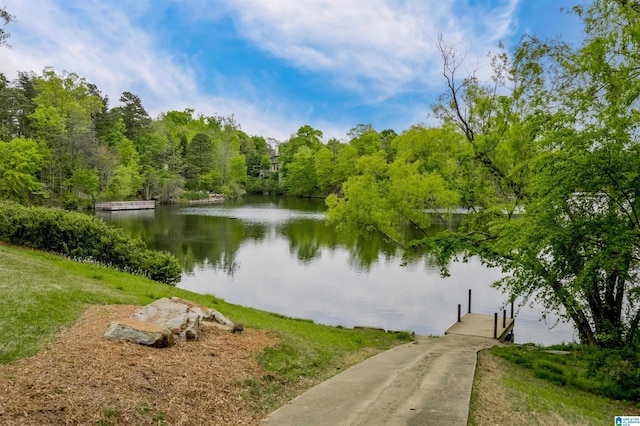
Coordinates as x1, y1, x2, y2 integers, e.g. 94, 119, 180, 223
491, 344, 640, 401
478, 351, 640, 424
0, 243, 411, 412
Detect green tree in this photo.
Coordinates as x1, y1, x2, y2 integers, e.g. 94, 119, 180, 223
0, 72, 37, 141
330, 0, 640, 347
314, 146, 336, 193
69, 166, 100, 200
284, 146, 318, 196
0, 137, 45, 201
240, 134, 270, 177
184, 132, 215, 188
113, 91, 151, 141
29, 68, 104, 198
279, 125, 323, 173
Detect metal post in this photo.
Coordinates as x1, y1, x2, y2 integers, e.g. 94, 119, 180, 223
510, 301, 514, 318
458, 304, 461, 322
503, 310, 506, 328
468, 289, 472, 313
493, 313, 498, 339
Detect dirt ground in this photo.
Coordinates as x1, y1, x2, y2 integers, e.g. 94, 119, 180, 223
0, 305, 279, 425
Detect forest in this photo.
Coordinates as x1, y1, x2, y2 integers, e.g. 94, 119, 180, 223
0, 65, 404, 207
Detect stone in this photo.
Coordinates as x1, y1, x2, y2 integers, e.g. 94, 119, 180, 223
104, 318, 175, 348
170, 297, 237, 331
105, 297, 240, 348
131, 297, 201, 341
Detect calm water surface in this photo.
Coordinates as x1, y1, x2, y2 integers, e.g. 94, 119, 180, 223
97, 196, 576, 345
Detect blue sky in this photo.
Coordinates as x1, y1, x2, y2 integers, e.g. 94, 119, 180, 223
0, 0, 584, 141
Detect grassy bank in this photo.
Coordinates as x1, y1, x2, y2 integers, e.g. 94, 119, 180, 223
469, 349, 640, 425
0, 243, 411, 413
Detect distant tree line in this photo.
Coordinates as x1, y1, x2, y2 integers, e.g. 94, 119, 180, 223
0, 65, 405, 207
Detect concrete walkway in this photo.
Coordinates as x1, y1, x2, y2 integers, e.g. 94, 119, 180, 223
260, 334, 498, 426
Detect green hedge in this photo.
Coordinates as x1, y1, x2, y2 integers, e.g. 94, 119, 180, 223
0, 201, 181, 285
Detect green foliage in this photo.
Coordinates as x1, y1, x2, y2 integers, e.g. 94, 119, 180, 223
0, 201, 181, 284
283, 146, 318, 196
246, 175, 279, 194
470, 350, 640, 425
0, 137, 45, 201
327, 2, 640, 347
327, 130, 462, 244
180, 190, 209, 201
184, 132, 215, 187
69, 166, 100, 199
492, 344, 640, 401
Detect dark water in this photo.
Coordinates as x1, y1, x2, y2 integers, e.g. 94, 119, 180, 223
96, 195, 576, 345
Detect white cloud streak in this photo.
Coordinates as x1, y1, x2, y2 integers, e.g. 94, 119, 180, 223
224, 0, 519, 98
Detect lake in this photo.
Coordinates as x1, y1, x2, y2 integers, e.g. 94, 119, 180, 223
96, 195, 576, 345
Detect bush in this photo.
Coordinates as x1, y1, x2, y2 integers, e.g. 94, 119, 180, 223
0, 201, 181, 285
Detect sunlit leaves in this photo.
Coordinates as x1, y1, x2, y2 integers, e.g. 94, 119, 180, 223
0, 137, 44, 201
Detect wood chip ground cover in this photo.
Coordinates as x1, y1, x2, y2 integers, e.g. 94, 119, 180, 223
0, 305, 279, 425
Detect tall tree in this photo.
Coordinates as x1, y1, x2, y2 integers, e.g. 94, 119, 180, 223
30, 69, 104, 197
114, 91, 151, 141
184, 132, 215, 187
0, 137, 45, 202
278, 125, 323, 172
329, 0, 640, 347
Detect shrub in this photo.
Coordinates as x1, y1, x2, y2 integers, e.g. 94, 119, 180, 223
0, 201, 181, 285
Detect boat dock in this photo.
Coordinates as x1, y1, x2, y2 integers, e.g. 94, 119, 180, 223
444, 289, 515, 342
94, 201, 156, 211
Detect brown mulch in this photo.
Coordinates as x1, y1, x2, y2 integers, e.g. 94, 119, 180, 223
0, 305, 279, 425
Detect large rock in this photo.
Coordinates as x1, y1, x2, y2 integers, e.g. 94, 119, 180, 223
104, 297, 241, 348
131, 298, 201, 340
169, 297, 237, 331
104, 318, 175, 348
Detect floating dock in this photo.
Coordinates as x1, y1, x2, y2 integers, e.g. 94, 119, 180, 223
94, 201, 156, 211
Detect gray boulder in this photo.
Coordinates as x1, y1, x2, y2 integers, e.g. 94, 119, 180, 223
104, 318, 175, 348
169, 297, 237, 330
131, 297, 201, 340
104, 297, 241, 347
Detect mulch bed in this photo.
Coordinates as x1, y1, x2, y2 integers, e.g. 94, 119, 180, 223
0, 305, 279, 425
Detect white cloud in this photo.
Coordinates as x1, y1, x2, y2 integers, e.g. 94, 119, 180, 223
224, 0, 519, 99
1, 0, 195, 104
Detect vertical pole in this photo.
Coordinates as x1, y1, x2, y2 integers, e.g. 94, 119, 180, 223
493, 313, 498, 339
457, 304, 461, 322
510, 301, 514, 319
503, 310, 507, 328
468, 289, 472, 314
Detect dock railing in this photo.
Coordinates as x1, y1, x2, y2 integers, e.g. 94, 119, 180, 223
448, 289, 515, 342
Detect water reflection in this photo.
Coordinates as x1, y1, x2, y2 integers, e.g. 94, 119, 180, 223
97, 196, 576, 345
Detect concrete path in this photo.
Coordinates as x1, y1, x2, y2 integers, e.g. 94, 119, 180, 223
260, 334, 497, 426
